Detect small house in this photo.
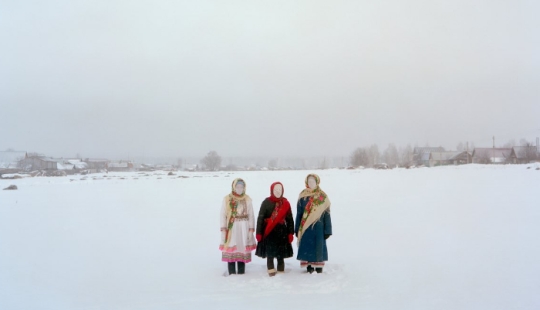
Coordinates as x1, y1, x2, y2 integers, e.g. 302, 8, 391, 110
84, 159, 109, 171
107, 161, 134, 172
23, 156, 60, 170
472, 148, 513, 164
429, 151, 471, 167
412, 147, 445, 166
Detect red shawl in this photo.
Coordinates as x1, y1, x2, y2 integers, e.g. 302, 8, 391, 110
263, 182, 291, 238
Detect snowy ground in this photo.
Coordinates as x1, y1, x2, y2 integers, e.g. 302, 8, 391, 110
1, 165, 539, 310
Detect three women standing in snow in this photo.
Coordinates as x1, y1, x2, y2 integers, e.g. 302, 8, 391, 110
295, 174, 332, 274
255, 182, 294, 276
219, 178, 257, 275
220, 174, 332, 275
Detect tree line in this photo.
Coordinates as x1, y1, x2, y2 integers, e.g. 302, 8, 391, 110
350, 144, 413, 168
195, 138, 538, 171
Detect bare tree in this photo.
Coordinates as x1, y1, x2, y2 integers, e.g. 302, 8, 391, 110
367, 144, 380, 167
519, 140, 538, 162
383, 144, 400, 167
526, 144, 538, 162
350, 148, 369, 167
319, 157, 328, 169
201, 151, 222, 171
503, 139, 516, 148
456, 142, 464, 152
400, 144, 413, 167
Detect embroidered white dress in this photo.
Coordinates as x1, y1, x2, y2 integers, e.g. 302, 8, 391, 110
219, 196, 257, 262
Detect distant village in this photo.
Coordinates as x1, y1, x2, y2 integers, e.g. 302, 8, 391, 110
0, 152, 171, 177
410, 145, 539, 167
1, 140, 539, 178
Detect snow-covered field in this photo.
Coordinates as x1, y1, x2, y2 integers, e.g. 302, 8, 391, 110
1, 165, 539, 310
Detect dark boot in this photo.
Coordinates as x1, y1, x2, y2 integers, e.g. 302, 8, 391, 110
315, 267, 323, 274
237, 262, 245, 274
228, 262, 236, 275
266, 257, 275, 270
267, 257, 277, 277
277, 258, 285, 273
307, 265, 314, 274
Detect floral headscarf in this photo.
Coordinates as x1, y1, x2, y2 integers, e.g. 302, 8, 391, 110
230, 178, 247, 201
298, 174, 323, 199
297, 174, 331, 246
223, 178, 250, 246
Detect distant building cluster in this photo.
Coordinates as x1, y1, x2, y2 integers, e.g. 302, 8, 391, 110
0, 152, 133, 176
412, 145, 539, 167
1, 141, 539, 177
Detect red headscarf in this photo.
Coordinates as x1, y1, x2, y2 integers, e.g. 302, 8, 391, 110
263, 182, 291, 238
269, 182, 285, 203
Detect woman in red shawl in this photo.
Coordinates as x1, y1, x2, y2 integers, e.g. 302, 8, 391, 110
255, 182, 294, 277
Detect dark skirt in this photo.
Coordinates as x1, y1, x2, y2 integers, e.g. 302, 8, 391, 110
255, 223, 293, 259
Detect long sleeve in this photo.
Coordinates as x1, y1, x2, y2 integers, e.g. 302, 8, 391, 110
286, 208, 294, 235
256, 200, 267, 235
295, 198, 303, 235
323, 209, 332, 236
220, 197, 228, 231
247, 198, 255, 231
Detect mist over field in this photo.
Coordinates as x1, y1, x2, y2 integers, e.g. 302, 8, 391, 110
1, 1, 540, 310
1, 1, 539, 160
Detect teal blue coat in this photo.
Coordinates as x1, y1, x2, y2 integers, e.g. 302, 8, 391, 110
294, 197, 332, 262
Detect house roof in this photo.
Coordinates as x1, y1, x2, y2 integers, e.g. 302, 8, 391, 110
75, 163, 87, 169
66, 159, 88, 169
472, 148, 513, 159
85, 159, 110, 163
429, 151, 462, 161
57, 163, 74, 170
413, 147, 445, 154
39, 157, 61, 163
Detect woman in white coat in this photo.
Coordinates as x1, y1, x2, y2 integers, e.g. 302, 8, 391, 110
219, 178, 257, 275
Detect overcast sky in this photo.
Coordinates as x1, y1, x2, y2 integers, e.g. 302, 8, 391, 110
1, 0, 539, 158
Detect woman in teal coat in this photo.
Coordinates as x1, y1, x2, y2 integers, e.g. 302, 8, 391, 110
295, 174, 332, 274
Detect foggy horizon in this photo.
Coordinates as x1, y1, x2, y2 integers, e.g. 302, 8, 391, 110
2, 1, 539, 160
